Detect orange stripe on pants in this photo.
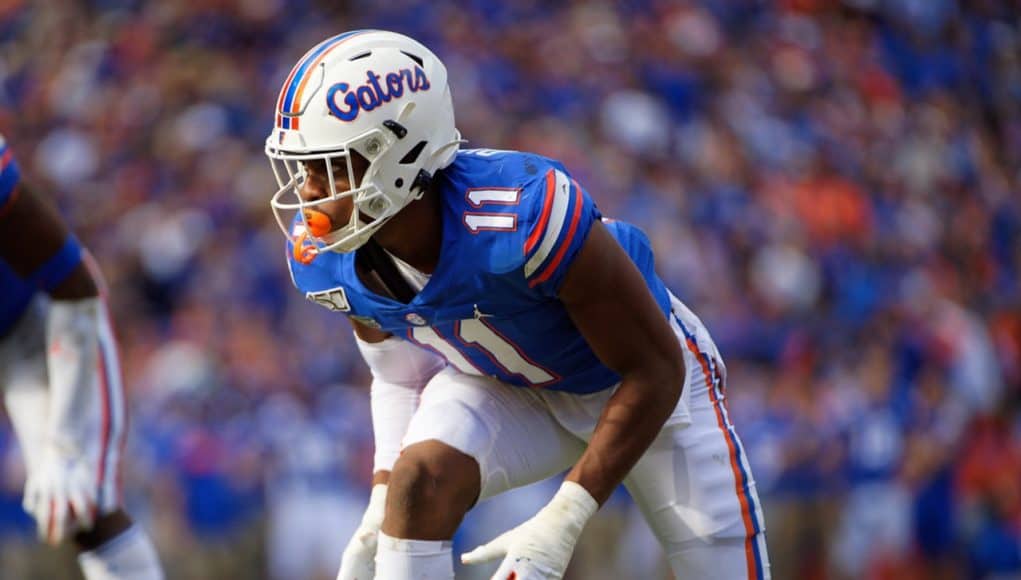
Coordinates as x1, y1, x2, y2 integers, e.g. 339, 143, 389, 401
684, 337, 759, 579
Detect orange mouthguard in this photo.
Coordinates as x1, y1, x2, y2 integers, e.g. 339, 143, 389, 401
304, 209, 333, 238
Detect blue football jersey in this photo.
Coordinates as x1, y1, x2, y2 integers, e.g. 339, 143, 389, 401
0, 137, 36, 336
288, 149, 672, 394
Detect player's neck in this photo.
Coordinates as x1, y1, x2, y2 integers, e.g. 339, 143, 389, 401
373, 185, 443, 274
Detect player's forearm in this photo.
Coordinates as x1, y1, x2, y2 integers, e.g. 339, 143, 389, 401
566, 366, 682, 505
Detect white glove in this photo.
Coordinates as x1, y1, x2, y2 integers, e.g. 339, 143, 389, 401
337, 484, 388, 580
461, 481, 598, 580
22, 442, 97, 545
23, 297, 103, 545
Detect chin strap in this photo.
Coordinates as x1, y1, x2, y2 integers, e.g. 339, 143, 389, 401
356, 238, 417, 303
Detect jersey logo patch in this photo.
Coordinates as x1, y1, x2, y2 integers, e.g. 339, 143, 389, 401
405, 312, 427, 326
306, 286, 351, 312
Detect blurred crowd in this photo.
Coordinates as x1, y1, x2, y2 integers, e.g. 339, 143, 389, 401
1, 0, 1019, 578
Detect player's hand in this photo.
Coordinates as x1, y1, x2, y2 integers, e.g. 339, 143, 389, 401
461, 481, 598, 580
337, 484, 388, 580
22, 442, 96, 545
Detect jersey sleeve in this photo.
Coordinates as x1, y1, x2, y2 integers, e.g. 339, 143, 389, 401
0, 136, 21, 209
519, 161, 600, 296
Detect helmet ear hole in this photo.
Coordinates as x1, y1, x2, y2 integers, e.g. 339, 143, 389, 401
395, 178, 404, 188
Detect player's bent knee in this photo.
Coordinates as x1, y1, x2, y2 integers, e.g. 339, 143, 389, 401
383, 439, 481, 539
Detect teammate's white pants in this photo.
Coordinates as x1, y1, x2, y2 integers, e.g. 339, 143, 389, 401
402, 295, 770, 579
0, 295, 127, 516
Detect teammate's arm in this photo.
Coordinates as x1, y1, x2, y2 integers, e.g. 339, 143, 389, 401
0, 180, 96, 299
0, 176, 140, 547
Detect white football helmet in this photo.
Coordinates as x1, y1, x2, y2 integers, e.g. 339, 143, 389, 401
266, 30, 461, 256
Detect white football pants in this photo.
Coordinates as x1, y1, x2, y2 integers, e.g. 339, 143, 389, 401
402, 295, 771, 579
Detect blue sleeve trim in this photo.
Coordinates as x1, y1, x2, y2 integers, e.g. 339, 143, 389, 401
28, 236, 84, 292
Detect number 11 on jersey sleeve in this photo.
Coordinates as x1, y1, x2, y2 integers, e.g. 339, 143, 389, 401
463, 188, 521, 233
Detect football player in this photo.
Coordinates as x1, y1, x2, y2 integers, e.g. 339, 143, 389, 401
267, 30, 769, 580
0, 135, 164, 579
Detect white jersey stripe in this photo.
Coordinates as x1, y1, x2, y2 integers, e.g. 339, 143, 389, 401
524, 169, 572, 278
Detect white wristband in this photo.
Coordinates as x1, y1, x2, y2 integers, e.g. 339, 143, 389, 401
544, 481, 598, 537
